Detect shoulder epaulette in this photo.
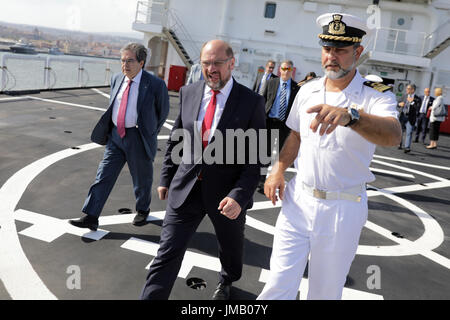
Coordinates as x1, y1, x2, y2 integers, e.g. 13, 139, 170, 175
363, 81, 392, 93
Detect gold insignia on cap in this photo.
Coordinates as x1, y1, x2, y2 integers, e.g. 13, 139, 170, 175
328, 14, 346, 35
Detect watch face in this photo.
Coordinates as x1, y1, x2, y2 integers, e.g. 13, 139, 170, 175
350, 108, 359, 119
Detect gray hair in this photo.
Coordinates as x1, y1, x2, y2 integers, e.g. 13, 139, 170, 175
120, 43, 147, 68
281, 60, 294, 67
407, 83, 416, 91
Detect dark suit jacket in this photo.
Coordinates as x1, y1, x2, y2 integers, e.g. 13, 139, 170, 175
418, 95, 434, 114
398, 94, 421, 125
252, 72, 278, 92
91, 70, 170, 160
160, 78, 266, 212
263, 78, 300, 122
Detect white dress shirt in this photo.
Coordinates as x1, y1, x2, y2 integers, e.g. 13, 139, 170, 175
196, 77, 234, 143
286, 71, 398, 191
112, 69, 142, 128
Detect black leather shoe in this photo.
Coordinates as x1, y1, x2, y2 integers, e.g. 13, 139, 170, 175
69, 215, 98, 231
133, 211, 149, 226
212, 283, 231, 300
404, 148, 411, 153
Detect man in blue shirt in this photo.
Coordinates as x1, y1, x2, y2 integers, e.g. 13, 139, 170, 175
258, 60, 299, 191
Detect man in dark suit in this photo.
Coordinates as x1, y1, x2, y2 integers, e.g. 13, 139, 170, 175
398, 83, 421, 153
258, 60, 299, 190
415, 87, 434, 144
253, 60, 278, 95
69, 43, 169, 230
140, 39, 266, 300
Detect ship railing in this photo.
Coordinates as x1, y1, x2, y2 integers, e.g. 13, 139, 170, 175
134, 0, 201, 63
423, 19, 450, 56
367, 27, 428, 57
0, 53, 121, 93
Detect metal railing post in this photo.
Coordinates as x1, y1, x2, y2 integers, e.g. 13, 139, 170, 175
0, 54, 6, 91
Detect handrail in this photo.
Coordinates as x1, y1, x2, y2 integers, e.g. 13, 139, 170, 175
367, 27, 428, 57
134, 1, 201, 63
0, 53, 120, 92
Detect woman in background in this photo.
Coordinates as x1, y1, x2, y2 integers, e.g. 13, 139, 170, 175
426, 87, 446, 149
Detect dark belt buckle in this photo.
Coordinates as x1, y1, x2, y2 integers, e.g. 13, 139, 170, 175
313, 189, 327, 199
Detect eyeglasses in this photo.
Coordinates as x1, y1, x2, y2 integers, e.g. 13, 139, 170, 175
201, 58, 231, 68
121, 58, 137, 64
280, 67, 293, 71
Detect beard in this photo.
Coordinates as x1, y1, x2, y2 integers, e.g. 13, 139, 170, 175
204, 70, 230, 90
322, 55, 357, 80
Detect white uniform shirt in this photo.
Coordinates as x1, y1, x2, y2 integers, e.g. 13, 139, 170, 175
112, 69, 142, 128
285, 71, 398, 191
196, 77, 234, 143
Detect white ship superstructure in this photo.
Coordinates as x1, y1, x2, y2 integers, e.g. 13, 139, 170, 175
132, 0, 450, 103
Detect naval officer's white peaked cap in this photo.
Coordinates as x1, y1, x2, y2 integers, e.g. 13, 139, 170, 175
316, 13, 371, 48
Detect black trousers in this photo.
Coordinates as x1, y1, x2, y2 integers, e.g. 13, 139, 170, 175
415, 112, 429, 142
429, 121, 442, 141
140, 180, 246, 300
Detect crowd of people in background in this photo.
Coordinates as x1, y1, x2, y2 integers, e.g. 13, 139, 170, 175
397, 84, 447, 152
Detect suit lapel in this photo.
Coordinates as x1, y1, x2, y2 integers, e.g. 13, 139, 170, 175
110, 74, 125, 108
137, 71, 150, 115
192, 80, 206, 125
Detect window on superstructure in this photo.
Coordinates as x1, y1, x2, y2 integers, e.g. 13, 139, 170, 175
264, 2, 276, 19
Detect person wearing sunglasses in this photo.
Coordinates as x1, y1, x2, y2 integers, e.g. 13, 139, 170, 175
258, 60, 299, 192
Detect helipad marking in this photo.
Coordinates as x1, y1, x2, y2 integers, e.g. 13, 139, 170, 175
371, 159, 448, 182
2, 136, 448, 299
0, 143, 100, 299
0, 96, 30, 102
26, 96, 107, 112
369, 167, 415, 179
258, 268, 384, 300
121, 237, 222, 278
373, 154, 450, 171
91, 88, 110, 99
16, 209, 109, 242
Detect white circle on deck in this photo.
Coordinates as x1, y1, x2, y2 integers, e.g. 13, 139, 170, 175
1, 142, 449, 300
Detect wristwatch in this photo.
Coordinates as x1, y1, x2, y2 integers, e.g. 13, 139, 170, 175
345, 107, 360, 127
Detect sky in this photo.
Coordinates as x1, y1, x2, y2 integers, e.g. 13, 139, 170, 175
0, 0, 142, 38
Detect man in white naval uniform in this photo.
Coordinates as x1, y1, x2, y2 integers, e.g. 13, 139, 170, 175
257, 13, 402, 300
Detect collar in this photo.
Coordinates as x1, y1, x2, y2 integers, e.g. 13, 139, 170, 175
310, 70, 364, 96
204, 77, 234, 97
126, 69, 143, 85
279, 78, 291, 86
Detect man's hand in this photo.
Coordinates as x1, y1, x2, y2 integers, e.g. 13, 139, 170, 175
307, 104, 351, 135
157, 186, 169, 200
264, 173, 285, 205
398, 101, 405, 108
218, 197, 242, 220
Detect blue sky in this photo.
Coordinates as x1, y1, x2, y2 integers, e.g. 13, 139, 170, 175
0, 0, 141, 37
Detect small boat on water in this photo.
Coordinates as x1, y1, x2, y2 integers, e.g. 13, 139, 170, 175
48, 47, 64, 55
9, 42, 37, 54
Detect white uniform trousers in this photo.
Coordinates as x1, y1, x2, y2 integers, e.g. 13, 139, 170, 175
257, 179, 368, 300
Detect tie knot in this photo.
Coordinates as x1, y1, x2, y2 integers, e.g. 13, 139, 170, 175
212, 90, 220, 96
283, 82, 287, 88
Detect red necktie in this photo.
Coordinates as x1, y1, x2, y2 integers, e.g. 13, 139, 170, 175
202, 90, 220, 149
117, 79, 132, 138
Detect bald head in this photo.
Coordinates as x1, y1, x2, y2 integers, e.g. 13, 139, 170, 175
200, 39, 235, 90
